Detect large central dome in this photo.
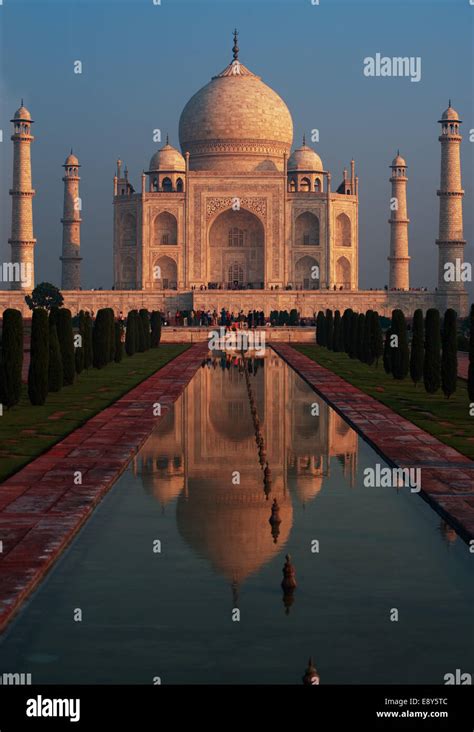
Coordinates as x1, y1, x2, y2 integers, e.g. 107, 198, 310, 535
179, 37, 293, 172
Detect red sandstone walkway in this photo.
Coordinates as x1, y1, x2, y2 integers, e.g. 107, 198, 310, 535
0, 343, 208, 632
272, 343, 474, 544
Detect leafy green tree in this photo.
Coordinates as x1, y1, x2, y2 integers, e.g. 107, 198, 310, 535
383, 327, 392, 374
356, 313, 365, 362
349, 311, 358, 359
373, 311, 384, 367
125, 310, 138, 357
106, 309, 115, 363
342, 308, 353, 354
25, 282, 63, 311
83, 312, 93, 369
48, 320, 63, 392
75, 310, 85, 375
332, 310, 342, 352
56, 308, 75, 385
363, 310, 374, 365
28, 308, 49, 405
0, 308, 24, 408
114, 321, 123, 363
139, 309, 151, 350
423, 308, 441, 394
93, 309, 110, 368
468, 304, 474, 402
316, 311, 326, 346
441, 308, 457, 398
410, 309, 424, 387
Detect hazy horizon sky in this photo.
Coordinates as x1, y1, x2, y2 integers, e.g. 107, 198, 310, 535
0, 0, 472, 299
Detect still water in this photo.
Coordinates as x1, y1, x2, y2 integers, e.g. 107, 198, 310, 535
0, 352, 473, 684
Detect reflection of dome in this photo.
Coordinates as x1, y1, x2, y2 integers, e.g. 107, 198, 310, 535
149, 142, 186, 172
294, 474, 323, 504
177, 477, 293, 584
179, 38, 293, 172
288, 144, 323, 172
142, 472, 184, 507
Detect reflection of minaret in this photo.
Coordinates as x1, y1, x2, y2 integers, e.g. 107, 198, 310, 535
436, 102, 466, 293
388, 152, 410, 290
61, 151, 82, 289
9, 102, 36, 291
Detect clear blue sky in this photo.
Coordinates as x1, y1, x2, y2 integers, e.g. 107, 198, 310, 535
0, 0, 472, 297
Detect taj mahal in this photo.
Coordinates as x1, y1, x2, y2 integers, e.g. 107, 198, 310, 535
1, 32, 468, 317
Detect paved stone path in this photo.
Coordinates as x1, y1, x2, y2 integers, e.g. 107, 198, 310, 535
0, 343, 208, 632
272, 344, 474, 545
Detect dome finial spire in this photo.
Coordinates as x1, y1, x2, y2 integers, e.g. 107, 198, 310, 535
233, 29, 239, 61
303, 132, 306, 146
449, 98, 452, 107
166, 133, 169, 145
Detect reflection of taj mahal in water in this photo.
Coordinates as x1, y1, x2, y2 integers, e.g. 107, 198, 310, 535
133, 354, 357, 590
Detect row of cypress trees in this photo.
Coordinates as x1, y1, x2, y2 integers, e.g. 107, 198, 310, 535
0, 306, 163, 409
316, 305, 465, 399
316, 308, 384, 366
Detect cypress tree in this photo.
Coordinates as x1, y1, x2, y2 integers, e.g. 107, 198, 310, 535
107, 309, 115, 363
139, 309, 151, 350
363, 310, 374, 365
316, 311, 325, 346
0, 308, 24, 409
326, 309, 334, 350
423, 308, 441, 394
56, 308, 75, 385
28, 308, 49, 405
93, 309, 109, 368
441, 308, 457, 398
373, 311, 384, 367
75, 310, 85, 375
410, 309, 424, 387
137, 310, 146, 352
383, 327, 392, 374
356, 313, 365, 362
151, 311, 162, 348
48, 321, 63, 392
468, 304, 474, 402
114, 321, 123, 363
125, 310, 137, 356
349, 311, 358, 359
390, 309, 409, 380
83, 312, 93, 369
342, 308, 353, 353
333, 310, 342, 352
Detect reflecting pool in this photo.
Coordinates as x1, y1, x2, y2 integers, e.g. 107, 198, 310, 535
0, 352, 473, 684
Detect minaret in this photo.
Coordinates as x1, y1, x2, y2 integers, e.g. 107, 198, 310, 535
436, 102, 466, 292
9, 102, 36, 290
388, 152, 410, 290
60, 151, 82, 289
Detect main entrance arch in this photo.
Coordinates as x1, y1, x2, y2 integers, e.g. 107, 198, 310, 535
208, 209, 264, 289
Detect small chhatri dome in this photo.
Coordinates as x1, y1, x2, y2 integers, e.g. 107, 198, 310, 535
288, 139, 323, 172
64, 151, 79, 166
13, 102, 32, 121
149, 141, 186, 172
391, 151, 406, 167
440, 101, 460, 122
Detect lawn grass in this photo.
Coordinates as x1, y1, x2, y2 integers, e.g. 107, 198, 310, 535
0, 345, 189, 482
295, 345, 474, 460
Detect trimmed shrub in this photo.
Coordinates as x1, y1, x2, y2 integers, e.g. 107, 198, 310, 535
75, 310, 85, 375
0, 308, 24, 408
151, 311, 162, 348
139, 309, 151, 350
316, 311, 325, 346
93, 309, 110, 369
356, 314, 365, 362
441, 308, 457, 399
342, 308, 353, 354
106, 309, 115, 363
83, 312, 93, 369
468, 304, 474, 402
383, 328, 392, 374
390, 309, 409, 380
56, 308, 75, 386
28, 308, 49, 405
410, 309, 424, 387
114, 321, 123, 363
349, 311, 359, 359
125, 310, 138, 357
48, 320, 63, 392
373, 311, 384, 367
289, 308, 299, 326
423, 308, 441, 394
363, 310, 374, 365
325, 309, 334, 350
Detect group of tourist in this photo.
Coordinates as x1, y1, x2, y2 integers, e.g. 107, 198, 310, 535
165, 309, 267, 327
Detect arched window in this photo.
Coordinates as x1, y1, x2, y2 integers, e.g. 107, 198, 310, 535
300, 177, 311, 192
335, 213, 351, 247
154, 212, 178, 245
228, 262, 244, 286
162, 177, 172, 192
289, 179, 297, 193
295, 212, 320, 246
152, 178, 158, 192
176, 178, 184, 192
228, 227, 244, 247
315, 179, 321, 192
